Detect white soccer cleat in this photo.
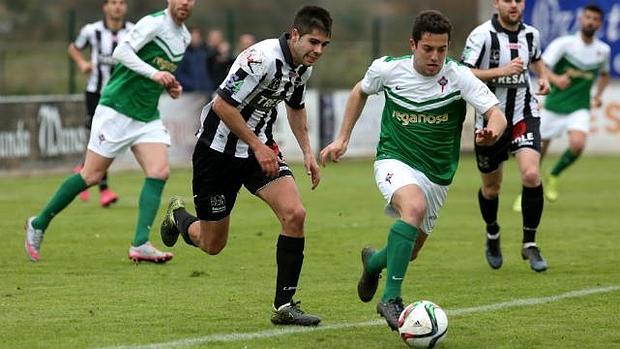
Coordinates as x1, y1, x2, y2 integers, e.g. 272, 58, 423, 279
128, 242, 173, 263
24, 216, 44, 262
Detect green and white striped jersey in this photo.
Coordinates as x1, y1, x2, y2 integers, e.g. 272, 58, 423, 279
361, 55, 498, 185
543, 34, 610, 114
100, 9, 190, 122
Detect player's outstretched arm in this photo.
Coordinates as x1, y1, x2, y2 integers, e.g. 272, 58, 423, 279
476, 105, 507, 146
319, 81, 368, 166
286, 106, 320, 190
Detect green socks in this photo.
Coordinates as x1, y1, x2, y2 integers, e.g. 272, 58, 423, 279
32, 174, 88, 231
367, 247, 387, 275
133, 177, 166, 246
551, 149, 580, 176
382, 219, 418, 301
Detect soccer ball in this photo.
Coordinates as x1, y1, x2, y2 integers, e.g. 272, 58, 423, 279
398, 300, 448, 348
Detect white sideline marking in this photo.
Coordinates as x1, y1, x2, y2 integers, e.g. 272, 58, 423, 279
96, 285, 620, 349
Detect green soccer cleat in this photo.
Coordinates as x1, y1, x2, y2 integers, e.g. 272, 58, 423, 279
544, 173, 559, 202
160, 197, 185, 247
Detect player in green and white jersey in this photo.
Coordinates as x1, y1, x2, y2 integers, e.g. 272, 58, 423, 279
24, 0, 195, 264
540, 4, 610, 202
320, 10, 507, 332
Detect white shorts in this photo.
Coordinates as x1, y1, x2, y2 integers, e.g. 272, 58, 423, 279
540, 108, 590, 140
374, 159, 448, 234
88, 105, 171, 158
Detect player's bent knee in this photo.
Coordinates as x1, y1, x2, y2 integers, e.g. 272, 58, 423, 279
482, 183, 501, 198
282, 205, 306, 226
569, 144, 585, 156
521, 170, 540, 187
82, 172, 105, 186
147, 167, 170, 181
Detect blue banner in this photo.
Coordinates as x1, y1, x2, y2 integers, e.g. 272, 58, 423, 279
524, 0, 620, 78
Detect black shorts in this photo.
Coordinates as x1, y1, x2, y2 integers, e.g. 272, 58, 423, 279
192, 140, 293, 221
475, 117, 541, 173
85, 91, 101, 129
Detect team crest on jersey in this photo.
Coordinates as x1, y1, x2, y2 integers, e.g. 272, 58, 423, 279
437, 76, 448, 92
266, 76, 281, 90
241, 48, 265, 74
490, 49, 500, 65
246, 54, 262, 73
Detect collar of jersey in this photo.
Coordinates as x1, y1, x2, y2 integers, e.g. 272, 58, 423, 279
491, 13, 525, 34
101, 17, 128, 33
278, 32, 297, 68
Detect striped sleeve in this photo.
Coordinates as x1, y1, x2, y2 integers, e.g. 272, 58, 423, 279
74, 24, 92, 50
461, 27, 487, 68
217, 47, 267, 107
286, 84, 306, 109
530, 28, 542, 62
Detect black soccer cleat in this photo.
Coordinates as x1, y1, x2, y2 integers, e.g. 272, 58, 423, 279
485, 235, 503, 269
357, 246, 381, 302
376, 297, 405, 331
521, 245, 548, 272
160, 197, 185, 247
271, 300, 321, 326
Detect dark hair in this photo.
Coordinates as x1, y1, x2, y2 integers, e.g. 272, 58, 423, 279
292, 6, 333, 37
411, 10, 452, 43
583, 3, 604, 19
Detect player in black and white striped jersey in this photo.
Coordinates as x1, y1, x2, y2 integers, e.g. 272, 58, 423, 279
160, 6, 332, 326
461, 0, 550, 272
67, 0, 133, 207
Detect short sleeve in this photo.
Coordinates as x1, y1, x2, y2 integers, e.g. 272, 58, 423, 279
461, 28, 487, 68
286, 84, 306, 110
216, 47, 267, 107
360, 57, 388, 95
531, 29, 542, 62
541, 37, 566, 68
74, 24, 91, 50
457, 65, 499, 115
124, 15, 159, 52
600, 44, 611, 74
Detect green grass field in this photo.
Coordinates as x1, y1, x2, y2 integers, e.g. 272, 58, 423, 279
1, 155, 619, 349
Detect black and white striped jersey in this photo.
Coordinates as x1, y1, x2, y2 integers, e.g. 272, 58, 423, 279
461, 14, 542, 127
196, 33, 311, 158
74, 20, 134, 94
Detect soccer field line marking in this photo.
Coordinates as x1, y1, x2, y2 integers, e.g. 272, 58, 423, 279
96, 285, 620, 349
